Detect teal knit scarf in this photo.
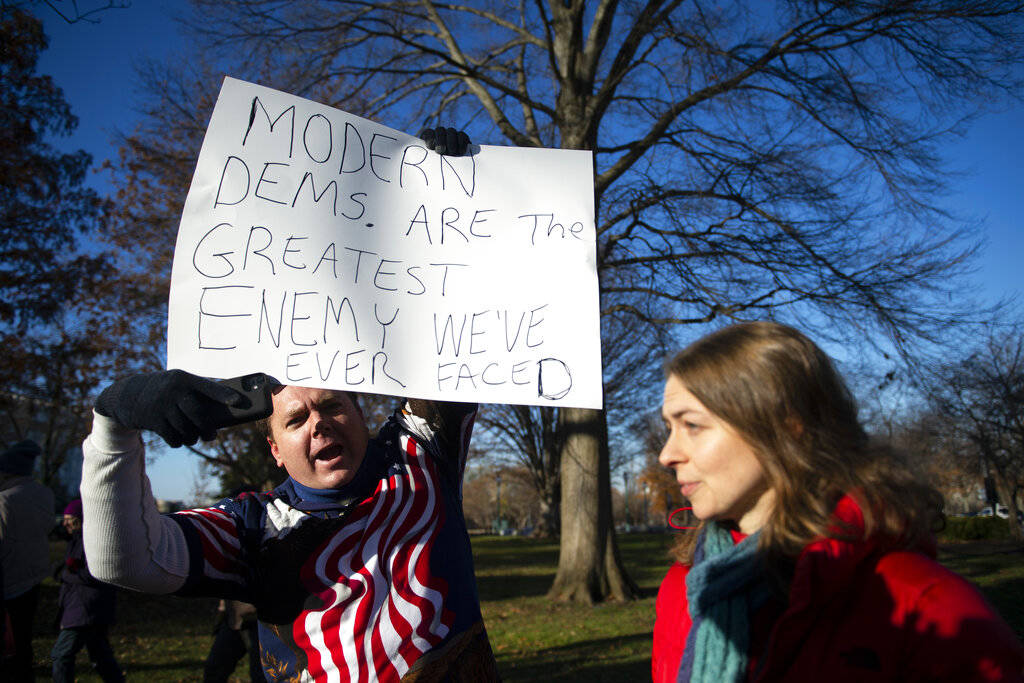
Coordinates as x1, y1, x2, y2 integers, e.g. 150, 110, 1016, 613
677, 522, 774, 683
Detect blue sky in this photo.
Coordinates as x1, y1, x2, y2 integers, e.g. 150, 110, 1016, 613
36, 3, 1023, 500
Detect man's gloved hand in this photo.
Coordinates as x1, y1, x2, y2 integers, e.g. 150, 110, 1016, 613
95, 370, 246, 448
418, 126, 471, 156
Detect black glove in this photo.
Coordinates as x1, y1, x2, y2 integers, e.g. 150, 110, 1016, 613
418, 126, 471, 156
95, 370, 246, 448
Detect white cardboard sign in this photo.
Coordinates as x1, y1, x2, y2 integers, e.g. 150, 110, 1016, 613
167, 77, 602, 409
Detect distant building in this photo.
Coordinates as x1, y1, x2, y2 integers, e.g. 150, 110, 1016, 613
155, 499, 186, 514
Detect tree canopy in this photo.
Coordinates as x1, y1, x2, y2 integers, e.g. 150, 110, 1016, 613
0, 7, 109, 336
187, 0, 1018, 343
0, 7, 115, 492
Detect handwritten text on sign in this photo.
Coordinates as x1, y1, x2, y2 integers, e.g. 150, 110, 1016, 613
167, 77, 602, 409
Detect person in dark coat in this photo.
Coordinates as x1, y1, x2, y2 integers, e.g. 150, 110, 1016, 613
50, 499, 124, 683
203, 598, 263, 682
0, 438, 55, 682
202, 484, 264, 683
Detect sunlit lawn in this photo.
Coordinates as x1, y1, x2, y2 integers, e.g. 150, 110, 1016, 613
472, 533, 674, 682
29, 534, 1022, 681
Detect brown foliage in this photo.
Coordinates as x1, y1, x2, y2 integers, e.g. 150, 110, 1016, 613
0, 9, 121, 491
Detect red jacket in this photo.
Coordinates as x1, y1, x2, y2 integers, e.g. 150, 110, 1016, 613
653, 497, 1024, 682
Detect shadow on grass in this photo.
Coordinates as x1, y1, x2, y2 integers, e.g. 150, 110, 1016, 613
32, 656, 208, 679
936, 544, 1024, 641
122, 658, 208, 671
632, 585, 660, 600
471, 536, 560, 572
946, 558, 1014, 581
498, 632, 651, 683
472, 532, 675, 598
976, 576, 1024, 641
476, 572, 660, 601
476, 571, 556, 600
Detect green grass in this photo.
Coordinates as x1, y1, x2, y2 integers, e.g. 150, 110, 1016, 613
29, 534, 1022, 681
937, 539, 1024, 640
940, 516, 1016, 542
472, 533, 674, 682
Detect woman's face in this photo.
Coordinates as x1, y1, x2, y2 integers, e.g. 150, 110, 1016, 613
63, 514, 82, 536
659, 374, 775, 534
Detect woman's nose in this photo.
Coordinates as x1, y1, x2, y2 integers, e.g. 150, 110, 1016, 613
659, 434, 684, 468
658, 441, 673, 467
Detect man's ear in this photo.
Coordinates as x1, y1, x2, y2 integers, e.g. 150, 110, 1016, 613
268, 437, 284, 467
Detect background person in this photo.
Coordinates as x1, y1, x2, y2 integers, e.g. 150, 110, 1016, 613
51, 499, 124, 683
652, 321, 1024, 682
0, 439, 54, 682
203, 598, 261, 683
202, 485, 262, 683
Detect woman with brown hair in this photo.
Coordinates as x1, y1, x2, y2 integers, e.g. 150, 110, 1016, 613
652, 321, 1023, 682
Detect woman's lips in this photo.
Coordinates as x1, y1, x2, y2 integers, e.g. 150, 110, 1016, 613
679, 482, 700, 497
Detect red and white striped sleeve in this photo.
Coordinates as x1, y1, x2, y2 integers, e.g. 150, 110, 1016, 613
172, 504, 247, 587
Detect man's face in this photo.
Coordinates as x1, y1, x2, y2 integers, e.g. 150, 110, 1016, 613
267, 386, 370, 490
63, 514, 82, 536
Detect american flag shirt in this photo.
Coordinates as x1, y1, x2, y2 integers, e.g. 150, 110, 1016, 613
168, 403, 497, 682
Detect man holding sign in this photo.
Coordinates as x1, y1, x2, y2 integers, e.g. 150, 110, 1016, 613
80, 129, 501, 682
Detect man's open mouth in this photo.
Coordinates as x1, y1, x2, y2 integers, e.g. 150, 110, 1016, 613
313, 444, 345, 463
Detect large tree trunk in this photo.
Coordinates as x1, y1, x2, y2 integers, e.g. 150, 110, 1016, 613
547, 406, 639, 604
989, 462, 1024, 541
534, 478, 560, 538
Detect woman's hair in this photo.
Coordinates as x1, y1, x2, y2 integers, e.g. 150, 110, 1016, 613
666, 321, 943, 568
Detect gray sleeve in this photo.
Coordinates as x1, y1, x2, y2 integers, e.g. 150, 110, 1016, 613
80, 411, 190, 594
